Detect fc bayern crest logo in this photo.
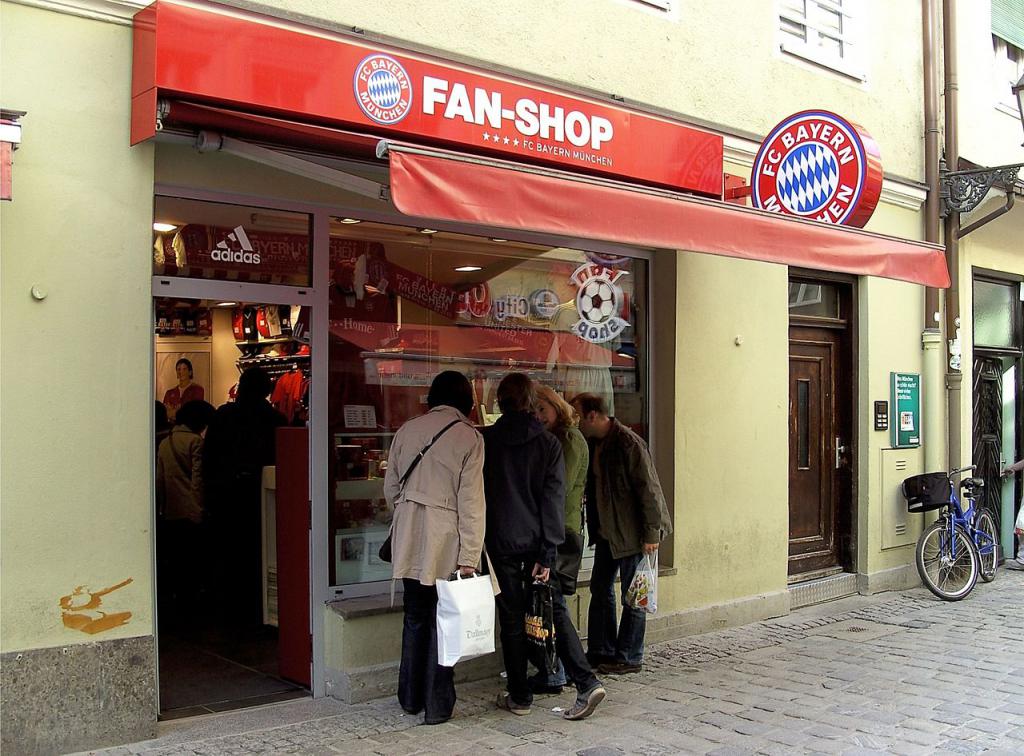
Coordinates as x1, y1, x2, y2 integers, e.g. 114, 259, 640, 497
751, 111, 882, 228
353, 54, 413, 125
570, 263, 630, 344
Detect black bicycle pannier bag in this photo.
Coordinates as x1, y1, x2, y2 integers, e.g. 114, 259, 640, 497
901, 472, 951, 513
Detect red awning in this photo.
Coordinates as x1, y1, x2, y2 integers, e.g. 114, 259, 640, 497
385, 146, 950, 288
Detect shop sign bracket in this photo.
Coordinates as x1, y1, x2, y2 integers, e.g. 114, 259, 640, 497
939, 160, 1023, 235
194, 130, 389, 201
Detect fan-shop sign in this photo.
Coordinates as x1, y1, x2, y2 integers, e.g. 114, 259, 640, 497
571, 264, 630, 344
132, 1, 723, 195
751, 110, 883, 229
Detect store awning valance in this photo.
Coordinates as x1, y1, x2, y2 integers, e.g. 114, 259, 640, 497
382, 143, 950, 288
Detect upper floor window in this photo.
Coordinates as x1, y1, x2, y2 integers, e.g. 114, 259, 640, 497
992, 35, 1024, 113
779, 0, 865, 81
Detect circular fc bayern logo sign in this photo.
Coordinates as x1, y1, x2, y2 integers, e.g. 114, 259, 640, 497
353, 54, 413, 125
751, 111, 882, 228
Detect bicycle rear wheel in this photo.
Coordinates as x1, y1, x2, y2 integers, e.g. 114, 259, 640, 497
916, 521, 979, 601
975, 510, 998, 583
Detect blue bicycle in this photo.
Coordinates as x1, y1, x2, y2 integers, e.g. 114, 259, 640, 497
902, 465, 999, 601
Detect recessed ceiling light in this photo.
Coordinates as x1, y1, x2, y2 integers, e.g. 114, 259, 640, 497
153, 222, 177, 233
418, 228, 438, 234
339, 218, 362, 224
490, 238, 508, 243
454, 266, 482, 273
215, 301, 238, 307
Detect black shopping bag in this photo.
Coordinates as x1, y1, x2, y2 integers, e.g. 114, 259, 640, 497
525, 580, 557, 672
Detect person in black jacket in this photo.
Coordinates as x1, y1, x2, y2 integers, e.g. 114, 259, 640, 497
203, 367, 286, 625
483, 373, 605, 720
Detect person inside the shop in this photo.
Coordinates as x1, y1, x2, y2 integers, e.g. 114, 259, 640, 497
163, 357, 205, 424
484, 373, 606, 721
527, 385, 595, 699
572, 393, 671, 675
385, 370, 485, 726
202, 367, 286, 626
155, 400, 170, 460
156, 399, 216, 619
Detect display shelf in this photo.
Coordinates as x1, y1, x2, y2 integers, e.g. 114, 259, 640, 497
334, 431, 396, 438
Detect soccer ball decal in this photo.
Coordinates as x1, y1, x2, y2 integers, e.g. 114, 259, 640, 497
570, 263, 630, 344
580, 281, 617, 323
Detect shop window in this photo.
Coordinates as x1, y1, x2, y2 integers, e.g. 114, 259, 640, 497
326, 220, 648, 587
974, 277, 1020, 349
153, 197, 312, 287
779, 0, 865, 81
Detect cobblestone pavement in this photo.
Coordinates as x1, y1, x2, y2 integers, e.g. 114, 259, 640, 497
87, 572, 1024, 756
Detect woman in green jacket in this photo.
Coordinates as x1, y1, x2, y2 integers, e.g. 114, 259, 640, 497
530, 384, 590, 693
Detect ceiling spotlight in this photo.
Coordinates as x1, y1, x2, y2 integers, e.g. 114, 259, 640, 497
339, 218, 362, 224
153, 222, 177, 233
215, 301, 238, 307
418, 228, 438, 234
454, 266, 482, 273
490, 238, 508, 243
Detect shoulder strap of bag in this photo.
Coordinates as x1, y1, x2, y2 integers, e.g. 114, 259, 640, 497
397, 418, 463, 490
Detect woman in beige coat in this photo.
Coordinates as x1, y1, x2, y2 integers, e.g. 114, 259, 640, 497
384, 371, 485, 725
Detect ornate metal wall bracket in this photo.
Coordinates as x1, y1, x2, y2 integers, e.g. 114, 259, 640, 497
939, 162, 1023, 217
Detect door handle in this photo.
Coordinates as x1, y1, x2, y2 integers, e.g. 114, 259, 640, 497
835, 438, 847, 470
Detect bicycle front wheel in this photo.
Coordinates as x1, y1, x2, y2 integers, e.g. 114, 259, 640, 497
975, 510, 998, 583
916, 521, 979, 601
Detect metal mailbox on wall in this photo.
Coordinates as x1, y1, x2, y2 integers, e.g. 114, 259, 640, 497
890, 372, 921, 448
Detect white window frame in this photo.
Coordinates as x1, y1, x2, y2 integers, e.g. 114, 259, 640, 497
993, 35, 1024, 117
778, 0, 866, 82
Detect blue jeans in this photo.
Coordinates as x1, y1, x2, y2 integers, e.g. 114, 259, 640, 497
587, 540, 646, 666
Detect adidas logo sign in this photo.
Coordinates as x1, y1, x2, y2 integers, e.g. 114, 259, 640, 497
211, 225, 262, 265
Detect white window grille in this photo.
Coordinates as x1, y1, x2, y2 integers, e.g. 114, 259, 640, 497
778, 0, 865, 81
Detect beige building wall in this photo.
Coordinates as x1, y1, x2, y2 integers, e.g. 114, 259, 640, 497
1, 3, 158, 751
0, 2, 155, 654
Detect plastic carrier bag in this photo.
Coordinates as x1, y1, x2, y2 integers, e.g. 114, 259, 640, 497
525, 580, 557, 672
435, 572, 495, 667
625, 551, 658, 614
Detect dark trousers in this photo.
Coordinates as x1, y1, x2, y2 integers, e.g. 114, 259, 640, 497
398, 579, 456, 721
529, 585, 599, 694
588, 540, 647, 666
491, 555, 535, 706
207, 477, 263, 626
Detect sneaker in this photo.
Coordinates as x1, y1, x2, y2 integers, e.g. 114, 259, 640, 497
495, 692, 531, 716
598, 661, 643, 675
563, 684, 606, 721
1005, 558, 1024, 571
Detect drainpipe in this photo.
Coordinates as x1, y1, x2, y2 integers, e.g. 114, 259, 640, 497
922, 0, 946, 475
942, 0, 964, 470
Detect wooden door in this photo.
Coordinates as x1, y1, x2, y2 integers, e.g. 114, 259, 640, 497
788, 328, 846, 576
973, 357, 1004, 529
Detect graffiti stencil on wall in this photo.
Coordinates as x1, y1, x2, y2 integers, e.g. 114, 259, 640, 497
59, 578, 133, 635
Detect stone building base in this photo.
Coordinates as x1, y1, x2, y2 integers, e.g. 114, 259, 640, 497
1, 635, 156, 755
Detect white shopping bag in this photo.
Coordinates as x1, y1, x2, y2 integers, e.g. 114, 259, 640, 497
435, 572, 495, 667
625, 551, 658, 614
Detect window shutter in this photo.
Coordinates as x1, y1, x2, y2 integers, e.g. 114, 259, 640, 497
992, 0, 1024, 51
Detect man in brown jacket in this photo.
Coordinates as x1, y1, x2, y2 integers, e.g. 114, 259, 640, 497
572, 393, 672, 674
